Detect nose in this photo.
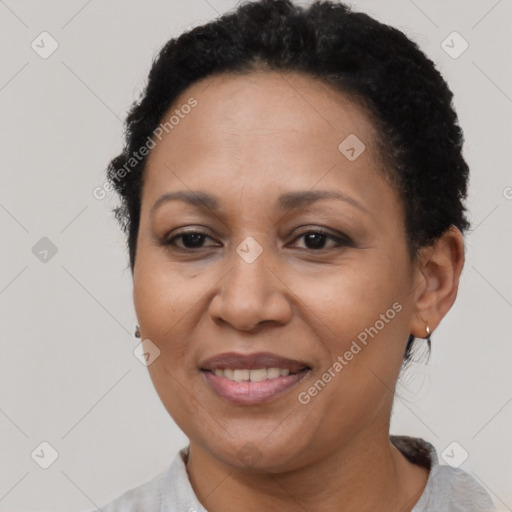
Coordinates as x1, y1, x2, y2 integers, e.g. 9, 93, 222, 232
208, 246, 293, 332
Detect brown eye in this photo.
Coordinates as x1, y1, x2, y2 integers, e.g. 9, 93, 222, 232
291, 229, 353, 250
164, 230, 220, 250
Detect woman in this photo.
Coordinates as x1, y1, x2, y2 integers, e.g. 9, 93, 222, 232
93, 0, 495, 510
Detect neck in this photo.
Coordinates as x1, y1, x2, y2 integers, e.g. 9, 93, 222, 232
186, 428, 429, 512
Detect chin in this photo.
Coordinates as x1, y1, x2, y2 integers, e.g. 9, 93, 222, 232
193, 429, 314, 473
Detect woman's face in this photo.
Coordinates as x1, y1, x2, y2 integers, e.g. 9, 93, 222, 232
133, 71, 424, 471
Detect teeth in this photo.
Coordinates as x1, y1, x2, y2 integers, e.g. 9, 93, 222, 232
267, 367, 280, 379
249, 369, 267, 382
233, 369, 250, 382
211, 367, 296, 382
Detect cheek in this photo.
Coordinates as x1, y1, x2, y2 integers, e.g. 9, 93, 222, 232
290, 253, 411, 419
132, 248, 220, 386
133, 252, 198, 339
133, 256, 202, 425
292, 256, 406, 348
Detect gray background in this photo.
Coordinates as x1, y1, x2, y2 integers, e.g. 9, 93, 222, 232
1, 0, 511, 510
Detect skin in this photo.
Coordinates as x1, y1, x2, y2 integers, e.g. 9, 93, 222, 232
132, 70, 465, 511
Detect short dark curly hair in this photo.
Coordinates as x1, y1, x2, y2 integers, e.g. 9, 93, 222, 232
106, 0, 470, 362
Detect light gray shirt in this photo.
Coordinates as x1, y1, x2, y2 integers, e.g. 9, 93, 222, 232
89, 436, 495, 511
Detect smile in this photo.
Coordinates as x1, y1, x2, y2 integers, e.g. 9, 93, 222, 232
211, 367, 293, 381
199, 352, 311, 405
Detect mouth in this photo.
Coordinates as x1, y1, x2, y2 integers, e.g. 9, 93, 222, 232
199, 352, 311, 405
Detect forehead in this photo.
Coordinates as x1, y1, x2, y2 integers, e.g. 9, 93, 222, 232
150, 71, 377, 153
142, 70, 387, 209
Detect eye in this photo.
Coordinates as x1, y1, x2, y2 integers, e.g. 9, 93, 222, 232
161, 228, 352, 252
289, 228, 352, 251
164, 230, 220, 250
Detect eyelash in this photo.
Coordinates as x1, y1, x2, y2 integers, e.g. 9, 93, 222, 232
162, 228, 352, 252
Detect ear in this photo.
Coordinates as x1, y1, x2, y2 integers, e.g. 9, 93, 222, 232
409, 225, 465, 338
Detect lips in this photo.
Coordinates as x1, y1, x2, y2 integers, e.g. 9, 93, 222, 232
199, 352, 309, 373
199, 352, 311, 405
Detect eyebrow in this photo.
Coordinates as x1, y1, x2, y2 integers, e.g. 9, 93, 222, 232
150, 189, 368, 217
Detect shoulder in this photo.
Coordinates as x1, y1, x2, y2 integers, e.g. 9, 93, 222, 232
424, 464, 496, 512
84, 445, 206, 512
391, 435, 495, 512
